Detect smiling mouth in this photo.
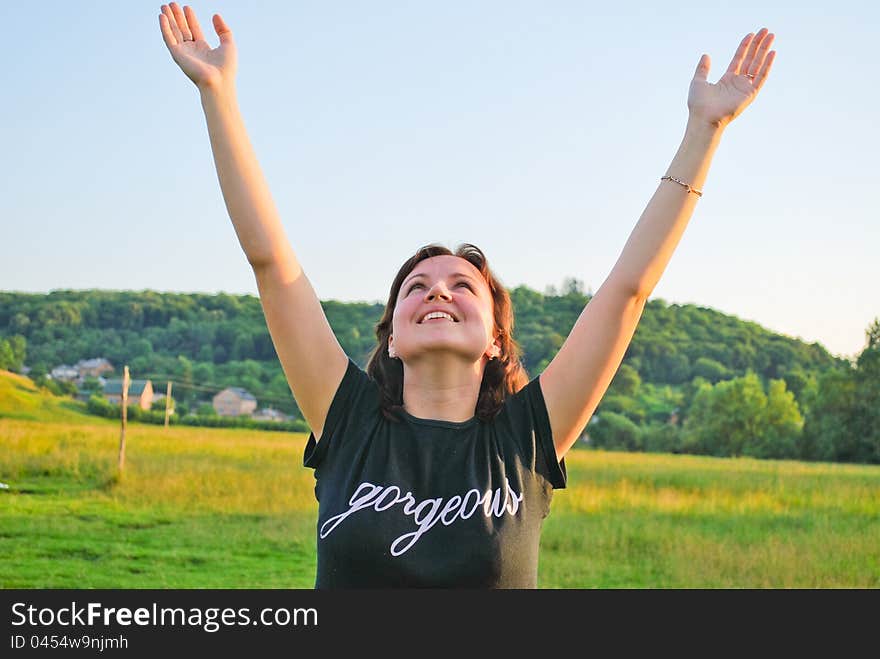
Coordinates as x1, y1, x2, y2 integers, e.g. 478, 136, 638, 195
418, 315, 458, 324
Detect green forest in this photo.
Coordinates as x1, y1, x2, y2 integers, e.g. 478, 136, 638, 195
1, 287, 877, 464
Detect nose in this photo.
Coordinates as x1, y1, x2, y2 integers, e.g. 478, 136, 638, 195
424, 282, 452, 301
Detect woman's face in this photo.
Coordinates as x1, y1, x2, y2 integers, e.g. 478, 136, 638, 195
390, 255, 499, 364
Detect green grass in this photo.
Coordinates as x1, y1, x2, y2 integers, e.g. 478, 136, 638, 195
1, 370, 878, 588
540, 451, 879, 587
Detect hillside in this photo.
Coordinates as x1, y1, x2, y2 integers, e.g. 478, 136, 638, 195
0, 289, 846, 421
0, 369, 94, 424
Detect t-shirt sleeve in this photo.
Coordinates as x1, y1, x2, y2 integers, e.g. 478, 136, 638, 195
302, 356, 378, 470
506, 373, 568, 490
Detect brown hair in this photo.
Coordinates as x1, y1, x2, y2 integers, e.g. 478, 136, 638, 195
365, 242, 530, 423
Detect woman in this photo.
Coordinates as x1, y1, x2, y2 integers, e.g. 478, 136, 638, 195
158, 4, 776, 587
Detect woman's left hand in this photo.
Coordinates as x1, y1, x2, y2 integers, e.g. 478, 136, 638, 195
688, 27, 776, 129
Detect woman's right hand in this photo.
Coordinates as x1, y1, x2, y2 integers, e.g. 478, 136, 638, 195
159, 3, 236, 92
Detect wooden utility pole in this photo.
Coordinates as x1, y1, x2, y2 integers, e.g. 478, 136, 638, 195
117, 365, 130, 473
164, 380, 173, 428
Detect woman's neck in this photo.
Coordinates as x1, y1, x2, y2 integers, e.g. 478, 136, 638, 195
400, 357, 484, 422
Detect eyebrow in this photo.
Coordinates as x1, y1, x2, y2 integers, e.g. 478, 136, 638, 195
402, 272, 479, 288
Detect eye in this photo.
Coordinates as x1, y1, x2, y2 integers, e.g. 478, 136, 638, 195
406, 281, 473, 294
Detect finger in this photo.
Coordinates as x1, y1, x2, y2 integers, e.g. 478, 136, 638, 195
170, 2, 193, 41
213, 13, 234, 45
726, 32, 755, 76
752, 50, 776, 94
184, 5, 206, 43
161, 4, 183, 43
158, 13, 178, 48
742, 28, 770, 75
746, 32, 774, 77
693, 53, 710, 82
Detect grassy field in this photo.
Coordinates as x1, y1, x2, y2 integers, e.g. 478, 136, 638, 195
1, 370, 878, 588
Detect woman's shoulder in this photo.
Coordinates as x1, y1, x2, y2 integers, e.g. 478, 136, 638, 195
303, 356, 381, 469
493, 373, 567, 490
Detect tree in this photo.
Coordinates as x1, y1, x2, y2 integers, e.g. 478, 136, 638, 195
800, 367, 855, 462
87, 394, 115, 417
0, 335, 26, 371
642, 422, 683, 454
742, 379, 803, 459
152, 396, 176, 412
588, 412, 642, 451
849, 318, 880, 462
779, 366, 814, 410
864, 317, 880, 351
80, 376, 103, 393
231, 333, 255, 361
0, 341, 15, 371
851, 381, 880, 463
9, 313, 30, 334
197, 402, 217, 417
799, 318, 880, 464
193, 362, 215, 385
610, 363, 641, 396
682, 371, 801, 458
561, 277, 585, 296
692, 356, 730, 383
177, 355, 195, 406
598, 394, 645, 424
41, 378, 78, 397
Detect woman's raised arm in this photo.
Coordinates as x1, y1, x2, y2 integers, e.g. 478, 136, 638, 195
158, 3, 349, 440
539, 28, 777, 462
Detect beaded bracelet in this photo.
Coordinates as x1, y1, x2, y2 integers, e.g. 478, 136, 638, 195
661, 175, 703, 197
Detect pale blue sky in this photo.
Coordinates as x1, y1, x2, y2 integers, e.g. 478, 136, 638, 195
1, 1, 877, 361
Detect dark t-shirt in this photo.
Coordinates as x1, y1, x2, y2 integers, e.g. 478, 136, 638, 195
303, 356, 567, 588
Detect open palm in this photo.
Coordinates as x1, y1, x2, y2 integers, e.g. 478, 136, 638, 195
159, 2, 237, 90
688, 28, 776, 128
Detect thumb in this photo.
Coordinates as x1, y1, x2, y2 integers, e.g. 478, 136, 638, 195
213, 14, 233, 44
694, 54, 710, 82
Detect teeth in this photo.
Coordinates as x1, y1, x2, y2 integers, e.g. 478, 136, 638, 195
421, 312, 455, 323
